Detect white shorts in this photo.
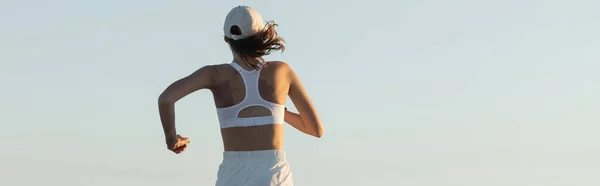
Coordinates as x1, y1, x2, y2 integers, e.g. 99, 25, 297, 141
216, 150, 293, 186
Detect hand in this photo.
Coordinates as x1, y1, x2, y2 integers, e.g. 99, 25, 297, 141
166, 134, 191, 154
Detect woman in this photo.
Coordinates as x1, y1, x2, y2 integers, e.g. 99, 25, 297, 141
157, 5, 324, 186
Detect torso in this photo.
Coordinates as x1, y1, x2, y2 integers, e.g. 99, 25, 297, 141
209, 61, 291, 151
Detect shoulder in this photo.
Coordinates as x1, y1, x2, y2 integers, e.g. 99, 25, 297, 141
205, 63, 231, 72
266, 61, 289, 67
205, 63, 232, 71
265, 61, 292, 71
183, 64, 233, 88
192, 63, 233, 75
185, 64, 233, 83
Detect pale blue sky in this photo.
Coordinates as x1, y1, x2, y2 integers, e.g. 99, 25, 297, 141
1, 0, 599, 185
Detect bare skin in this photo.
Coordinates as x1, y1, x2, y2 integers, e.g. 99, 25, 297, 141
158, 56, 323, 153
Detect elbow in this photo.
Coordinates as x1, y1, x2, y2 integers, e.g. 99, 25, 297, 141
308, 120, 324, 138
313, 126, 324, 138
158, 94, 174, 106
314, 133, 323, 138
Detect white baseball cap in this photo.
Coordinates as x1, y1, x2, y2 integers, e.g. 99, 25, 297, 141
223, 6, 266, 40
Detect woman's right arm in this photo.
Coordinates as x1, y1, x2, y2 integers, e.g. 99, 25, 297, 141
284, 64, 324, 138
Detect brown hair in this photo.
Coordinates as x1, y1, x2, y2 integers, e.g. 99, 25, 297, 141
225, 21, 286, 70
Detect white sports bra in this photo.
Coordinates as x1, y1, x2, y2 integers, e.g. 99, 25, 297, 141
216, 62, 286, 128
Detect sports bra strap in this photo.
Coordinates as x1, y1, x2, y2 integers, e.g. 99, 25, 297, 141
215, 61, 286, 128
230, 61, 245, 72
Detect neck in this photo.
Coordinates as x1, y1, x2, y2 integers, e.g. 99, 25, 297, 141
233, 56, 263, 70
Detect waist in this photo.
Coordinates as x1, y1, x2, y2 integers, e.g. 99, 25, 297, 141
222, 150, 287, 164
221, 124, 284, 151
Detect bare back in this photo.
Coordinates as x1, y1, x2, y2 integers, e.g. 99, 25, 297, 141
210, 61, 291, 151
159, 59, 322, 151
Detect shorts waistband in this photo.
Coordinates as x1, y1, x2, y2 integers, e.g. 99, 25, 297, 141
222, 150, 286, 164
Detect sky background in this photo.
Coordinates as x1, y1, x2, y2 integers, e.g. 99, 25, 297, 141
1, 0, 599, 185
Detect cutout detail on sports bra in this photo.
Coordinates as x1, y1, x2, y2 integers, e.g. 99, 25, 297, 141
237, 106, 273, 118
